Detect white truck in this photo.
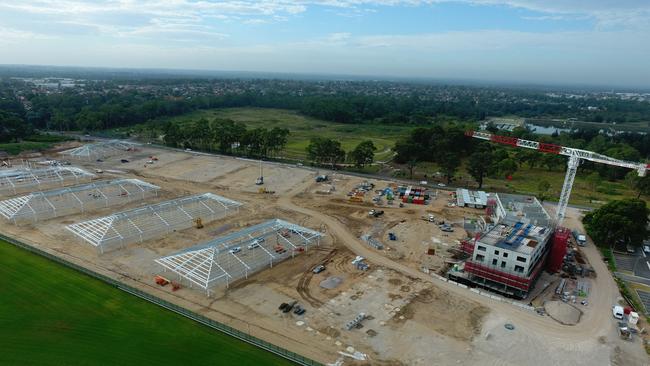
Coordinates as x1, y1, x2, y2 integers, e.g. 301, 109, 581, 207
577, 234, 587, 246
612, 305, 624, 320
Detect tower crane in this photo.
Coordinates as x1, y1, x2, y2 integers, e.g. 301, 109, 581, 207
465, 130, 649, 226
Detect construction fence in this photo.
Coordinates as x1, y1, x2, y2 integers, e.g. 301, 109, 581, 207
0, 232, 322, 366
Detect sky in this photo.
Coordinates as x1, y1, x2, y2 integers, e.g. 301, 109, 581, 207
1, 1, 649, 87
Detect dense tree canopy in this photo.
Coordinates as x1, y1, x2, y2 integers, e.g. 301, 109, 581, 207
394, 124, 470, 183
0, 110, 31, 142
349, 140, 377, 168
162, 118, 289, 158
583, 199, 649, 247
306, 137, 346, 167
467, 143, 493, 188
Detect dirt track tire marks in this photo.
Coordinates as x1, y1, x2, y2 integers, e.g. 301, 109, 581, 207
296, 248, 337, 307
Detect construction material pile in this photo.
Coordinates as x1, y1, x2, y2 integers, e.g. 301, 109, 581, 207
397, 185, 429, 205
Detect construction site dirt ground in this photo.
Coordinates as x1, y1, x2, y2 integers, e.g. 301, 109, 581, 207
1, 144, 648, 366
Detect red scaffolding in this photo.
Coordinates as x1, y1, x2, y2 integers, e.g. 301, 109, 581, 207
547, 227, 570, 273
464, 253, 546, 292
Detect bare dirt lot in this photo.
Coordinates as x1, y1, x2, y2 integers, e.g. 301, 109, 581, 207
1, 143, 648, 366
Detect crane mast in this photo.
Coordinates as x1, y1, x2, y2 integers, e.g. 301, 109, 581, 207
465, 130, 649, 226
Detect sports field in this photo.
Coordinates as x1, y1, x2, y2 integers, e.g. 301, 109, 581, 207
0, 239, 294, 366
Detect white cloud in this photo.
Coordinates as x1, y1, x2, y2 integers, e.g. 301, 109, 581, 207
2, 1, 650, 32
0, 26, 55, 43
1, 1, 649, 86
326, 32, 352, 42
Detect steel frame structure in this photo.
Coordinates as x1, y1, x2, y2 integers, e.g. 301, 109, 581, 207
155, 219, 323, 295
467, 130, 649, 225
67, 193, 242, 253
0, 179, 159, 224
60, 140, 140, 160
0, 166, 94, 196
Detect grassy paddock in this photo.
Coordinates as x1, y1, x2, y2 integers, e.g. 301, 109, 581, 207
0, 134, 72, 155
0, 141, 52, 155
0, 239, 293, 366
143, 107, 412, 161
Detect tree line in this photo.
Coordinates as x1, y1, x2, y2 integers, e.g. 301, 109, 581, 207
584, 198, 648, 248
162, 118, 289, 158
305, 138, 377, 168
394, 124, 473, 182
5, 76, 650, 139
394, 123, 649, 191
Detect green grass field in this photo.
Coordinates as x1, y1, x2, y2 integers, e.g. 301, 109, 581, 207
0, 141, 52, 155
0, 239, 293, 366
0, 134, 72, 155
146, 108, 412, 161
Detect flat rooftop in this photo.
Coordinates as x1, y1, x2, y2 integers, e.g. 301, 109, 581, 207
479, 193, 553, 255
495, 193, 552, 227
457, 188, 488, 206
478, 222, 552, 255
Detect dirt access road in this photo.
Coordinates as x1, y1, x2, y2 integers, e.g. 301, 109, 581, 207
279, 178, 648, 365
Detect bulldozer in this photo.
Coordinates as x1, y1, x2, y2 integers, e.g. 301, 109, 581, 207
194, 217, 204, 229
258, 187, 275, 194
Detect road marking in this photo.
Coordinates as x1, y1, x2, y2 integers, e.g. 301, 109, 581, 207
647, 261, 650, 271
642, 249, 647, 258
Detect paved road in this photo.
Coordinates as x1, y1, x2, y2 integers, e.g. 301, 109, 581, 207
614, 250, 650, 280
614, 272, 650, 287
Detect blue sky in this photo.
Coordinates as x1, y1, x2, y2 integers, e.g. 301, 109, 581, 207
1, 1, 649, 87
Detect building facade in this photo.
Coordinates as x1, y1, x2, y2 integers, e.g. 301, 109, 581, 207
453, 193, 554, 299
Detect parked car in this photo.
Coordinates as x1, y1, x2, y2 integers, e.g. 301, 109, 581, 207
293, 305, 306, 315
643, 245, 650, 254
388, 232, 397, 241
247, 242, 260, 250
229, 247, 242, 254
612, 305, 624, 319
312, 265, 326, 274
282, 301, 297, 313
440, 224, 454, 232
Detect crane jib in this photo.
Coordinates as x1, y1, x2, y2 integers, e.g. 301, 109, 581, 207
466, 130, 647, 177
465, 129, 648, 225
